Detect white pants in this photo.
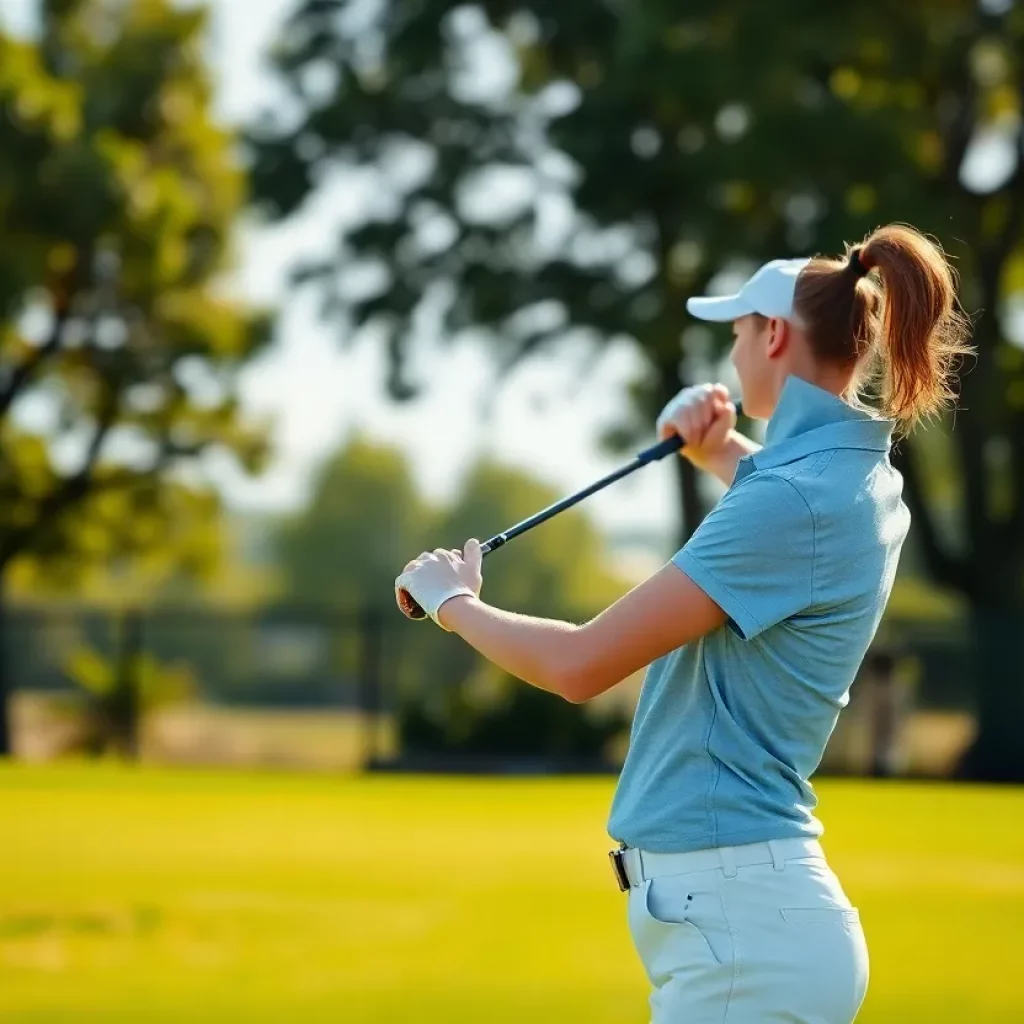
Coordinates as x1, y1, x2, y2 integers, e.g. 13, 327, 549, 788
622, 838, 869, 1023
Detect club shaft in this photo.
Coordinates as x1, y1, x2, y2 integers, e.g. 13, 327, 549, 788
479, 442, 678, 555
398, 401, 742, 619
480, 406, 742, 555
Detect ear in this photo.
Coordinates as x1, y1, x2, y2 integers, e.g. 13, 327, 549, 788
765, 318, 791, 360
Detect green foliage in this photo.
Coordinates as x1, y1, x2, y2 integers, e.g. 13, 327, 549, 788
62, 639, 197, 756
275, 434, 429, 609
403, 457, 631, 760
247, 1, 982, 414
399, 682, 628, 762
248, 0, 1024, 553
65, 644, 195, 711
0, 0, 270, 590
275, 432, 626, 618
273, 434, 631, 757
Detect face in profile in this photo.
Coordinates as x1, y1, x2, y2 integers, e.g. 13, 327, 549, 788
729, 314, 776, 420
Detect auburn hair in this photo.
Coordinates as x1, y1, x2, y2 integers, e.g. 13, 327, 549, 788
793, 224, 974, 431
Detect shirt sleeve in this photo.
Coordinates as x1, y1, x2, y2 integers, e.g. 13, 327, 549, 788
672, 472, 815, 640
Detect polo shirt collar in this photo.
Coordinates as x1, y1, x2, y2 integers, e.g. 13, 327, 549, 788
745, 376, 895, 474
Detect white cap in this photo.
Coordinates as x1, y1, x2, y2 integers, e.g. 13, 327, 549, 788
686, 257, 811, 323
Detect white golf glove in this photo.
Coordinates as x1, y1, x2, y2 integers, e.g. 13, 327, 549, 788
395, 539, 483, 629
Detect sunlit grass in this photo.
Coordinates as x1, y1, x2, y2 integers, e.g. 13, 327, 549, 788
1, 764, 1022, 1022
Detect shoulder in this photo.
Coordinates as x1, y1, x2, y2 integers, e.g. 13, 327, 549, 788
720, 467, 816, 527
682, 469, 816, 564
677, 468, 817, 640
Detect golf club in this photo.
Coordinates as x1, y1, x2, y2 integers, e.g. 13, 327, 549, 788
397, 401, 743, 620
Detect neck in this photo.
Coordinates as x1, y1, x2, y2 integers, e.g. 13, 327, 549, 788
779, 347, 853, 403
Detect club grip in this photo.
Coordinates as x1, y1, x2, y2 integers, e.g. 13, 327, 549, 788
638, 434, 685, 463
397, 587, 428, 620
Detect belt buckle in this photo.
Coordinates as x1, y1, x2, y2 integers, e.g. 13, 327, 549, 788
609, 844, 631, 892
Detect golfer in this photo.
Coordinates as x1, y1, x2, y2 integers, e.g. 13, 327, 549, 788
395, 223, 971, 1023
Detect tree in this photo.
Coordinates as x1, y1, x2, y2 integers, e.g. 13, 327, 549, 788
251, 0, 1024, 778
273, 434, 630, 758
0, 0, 270, 753
409, 457, 633, 762
275, 434, 430, 608
274, 431, 627, 628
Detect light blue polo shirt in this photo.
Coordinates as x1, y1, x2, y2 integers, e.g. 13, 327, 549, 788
608, 376, 910, 853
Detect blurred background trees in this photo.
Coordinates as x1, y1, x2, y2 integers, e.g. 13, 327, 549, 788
2, 0, 1024, 778
250, 0, 1024, 779
271, 434, 631, 763
0, 0, 270, 752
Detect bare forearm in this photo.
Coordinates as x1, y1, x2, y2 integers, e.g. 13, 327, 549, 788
688, 431, 762, 486
437, 596, 584, 700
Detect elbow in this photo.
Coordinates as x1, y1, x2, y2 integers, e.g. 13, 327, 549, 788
560, 678, 591, 704
550, 629, 615, 703
554, 663, 607, 704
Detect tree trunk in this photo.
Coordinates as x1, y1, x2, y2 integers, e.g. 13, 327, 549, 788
957, 605, 1024, 781
655, 367, 707, 549
674, 456, 704, 549
0, 582, 10, 756
109, 608, 142, 759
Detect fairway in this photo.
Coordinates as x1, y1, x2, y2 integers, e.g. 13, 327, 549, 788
1, 766, 1022, 1022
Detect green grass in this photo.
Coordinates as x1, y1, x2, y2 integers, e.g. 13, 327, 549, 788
1, 765, 1022, 1022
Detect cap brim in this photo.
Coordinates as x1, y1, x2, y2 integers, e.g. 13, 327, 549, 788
685, 294, 752, 322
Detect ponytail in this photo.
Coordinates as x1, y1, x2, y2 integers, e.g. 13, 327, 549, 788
858, 225, 973, 428
793, 224, 974, 431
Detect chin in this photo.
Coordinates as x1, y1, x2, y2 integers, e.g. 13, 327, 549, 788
740, 394, 771, 421
734, 383, 756, 418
